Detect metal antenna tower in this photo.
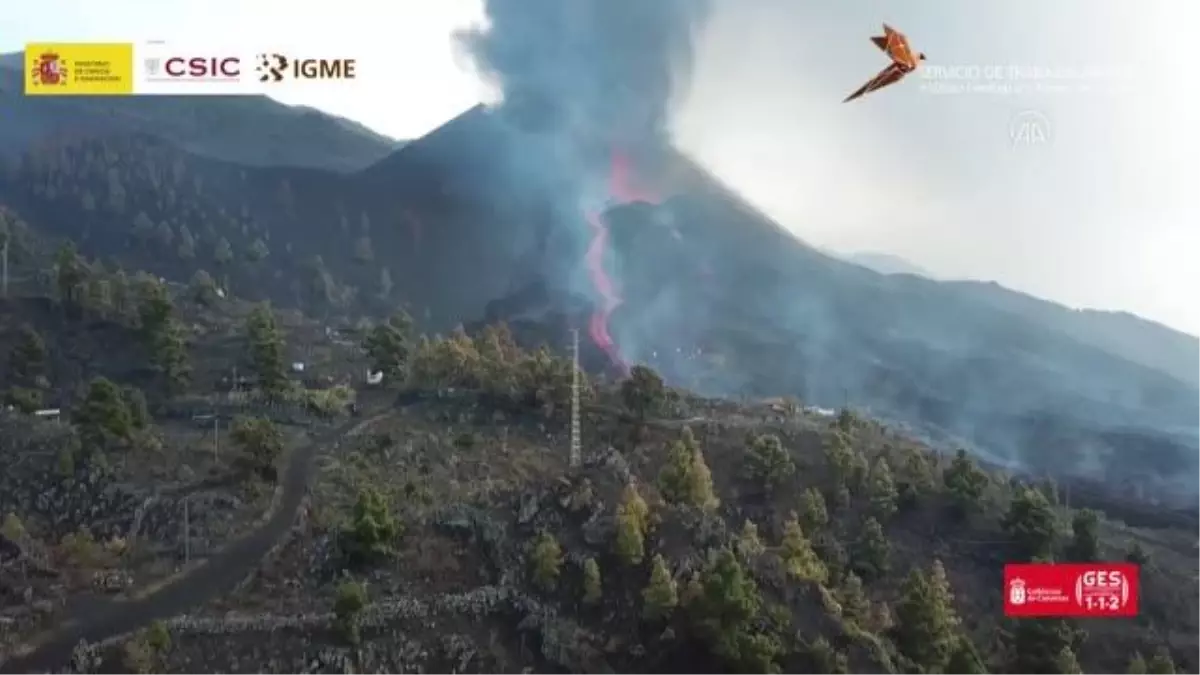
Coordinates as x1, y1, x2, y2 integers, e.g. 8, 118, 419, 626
1, 237, 8, 299
569, 328, 582, 468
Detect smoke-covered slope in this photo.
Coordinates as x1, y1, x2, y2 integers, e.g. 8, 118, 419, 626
945, 279, 1199, 388
1, 100, 1193, 502
841, 251, 937, 279
594, 152, 1196, 498
374, 108, 1196, 498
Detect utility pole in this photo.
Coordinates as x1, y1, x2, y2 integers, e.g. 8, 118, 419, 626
182, 497, 190, 564
569, 328, 581, 469
213, 415, 220, 463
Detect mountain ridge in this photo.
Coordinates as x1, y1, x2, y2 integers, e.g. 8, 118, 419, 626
840, 250, 938, 279
0, 100, 1193, 500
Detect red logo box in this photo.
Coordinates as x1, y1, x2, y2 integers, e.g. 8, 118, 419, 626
1004, 563, 1140, 618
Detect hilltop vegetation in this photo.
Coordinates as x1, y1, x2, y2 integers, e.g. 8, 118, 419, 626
0, 104, 1193, 507
0, 93, 1194, 674
108, 320, 1196, 674
0, 215, 378, 664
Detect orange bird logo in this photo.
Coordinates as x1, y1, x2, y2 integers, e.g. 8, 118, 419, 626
843, 24, 925, 103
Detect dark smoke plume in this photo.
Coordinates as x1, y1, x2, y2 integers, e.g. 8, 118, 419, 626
457, 0, 711, 150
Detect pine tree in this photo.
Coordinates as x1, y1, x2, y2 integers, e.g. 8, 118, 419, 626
615, 483, 648, 565
837, 572, 871, 625
691, 548, 780, 673
621, 365, 667, 422
343, 487, 400, 563
1066, 509, 1100, 562
824, 432, 855, 491
1125, 542, 1150, 566
154, 221, 174, 250
744, 433, 795, 494
378, 266, 393, 299
846, 448, 870, 494
363, 312, 414, 382
230, 416, 284, 481
806, 635, 848, 674
687, 439, 719, 510
246, 303, 288, 398
530, 531, 563, 592
55, 243, 86, 308
621, 482, 649, 533
780, 512, 827, 583
891, 560, 961, 673
213, 237, 233, 266
8, 324, 47, 387
642, 554, 679, 620
131, 211, 154, 242
658, 429, 693, 504
582, 558, 602, 606
1, 513, 27, 542
1001, 618, 1086, 674
799, 487, 829, 533
897, 448, 937, 509
1053, 646, 1083, 674
1146, 647, 1177, 674
852, 516, 891, 580
176, 226, 195, 259
138, 279, 190, 393
736, 520, 765, 559
946, 636, 988, 674
247, 238, 269, 262
659, 427, 718, 511
943, 449, 989, 516
333, 579, 368, 645
1003, 487, 1059, 560
833, 484, 852, 511
868, 457, 899, 521
74, 377, 135, 450
190, 269, 218, 306
123, 386, 149, 429
110, 269, 132, 319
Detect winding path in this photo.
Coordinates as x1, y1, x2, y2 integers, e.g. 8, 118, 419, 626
1, 415, 379, 673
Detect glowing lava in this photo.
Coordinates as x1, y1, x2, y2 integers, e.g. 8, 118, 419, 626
583, 211, 620, 364
609, 150, 659, 204
583, 149, 661, 371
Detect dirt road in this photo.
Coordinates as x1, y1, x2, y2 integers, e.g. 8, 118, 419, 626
1, 414, 378, 673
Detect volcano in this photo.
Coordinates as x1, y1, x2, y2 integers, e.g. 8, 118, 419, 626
359, 105, 833, 365
3, 97, 1191, 502
356, 104, 1198, 501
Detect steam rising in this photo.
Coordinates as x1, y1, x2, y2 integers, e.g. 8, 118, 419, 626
457, 0, 711, 149
451, 1, 1197, 503
457, 0, 711, 368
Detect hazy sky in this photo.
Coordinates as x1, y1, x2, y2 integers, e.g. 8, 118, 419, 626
2, 0, 1196, 335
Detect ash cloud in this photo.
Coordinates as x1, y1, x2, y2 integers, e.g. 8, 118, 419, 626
457, 0, 711, 151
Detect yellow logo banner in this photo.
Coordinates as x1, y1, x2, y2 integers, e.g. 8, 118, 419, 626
25, 43, 134, 95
